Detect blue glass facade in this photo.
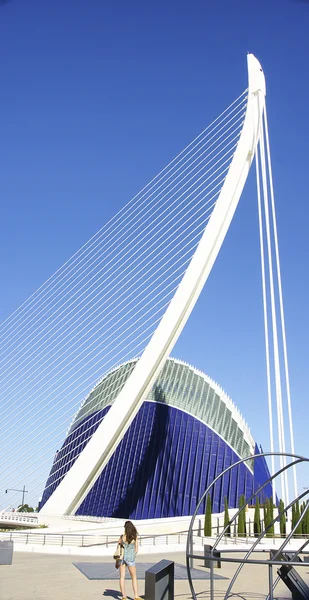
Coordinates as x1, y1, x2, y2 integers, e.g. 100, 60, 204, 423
41, 400, 273, 518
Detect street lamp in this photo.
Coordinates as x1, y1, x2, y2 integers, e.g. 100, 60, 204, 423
5, 486, 28, 509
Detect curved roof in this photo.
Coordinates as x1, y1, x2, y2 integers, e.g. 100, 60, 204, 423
68, 357, 255, 460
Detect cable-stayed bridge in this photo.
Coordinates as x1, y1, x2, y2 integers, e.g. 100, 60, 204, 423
0, 54, 296, 515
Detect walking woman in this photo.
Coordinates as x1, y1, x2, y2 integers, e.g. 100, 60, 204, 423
118, 520, 142, 600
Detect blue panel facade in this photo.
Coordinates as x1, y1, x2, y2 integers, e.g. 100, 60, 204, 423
41, 401, 273, 518
253, 443, 273, 500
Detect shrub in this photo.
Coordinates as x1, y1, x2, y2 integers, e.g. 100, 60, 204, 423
268, 497, 274, 537
279, 499, 286, 536
294, 500, 302, 537
306, 504, 309, 537
254, 497, 261, 537
237, 494, 246, 537
264, 499, 270, 536
204, 494, 212, 537
224, 496, 230, 536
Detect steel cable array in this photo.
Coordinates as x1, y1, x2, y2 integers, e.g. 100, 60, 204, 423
0, 91, 248, 510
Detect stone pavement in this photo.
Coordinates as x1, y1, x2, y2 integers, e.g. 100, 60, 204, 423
0, 549, 303, 600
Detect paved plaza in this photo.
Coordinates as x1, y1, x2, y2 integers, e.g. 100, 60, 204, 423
0, 549, 303, 600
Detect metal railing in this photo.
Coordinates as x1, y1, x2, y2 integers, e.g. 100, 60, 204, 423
0, 530, 191, 548
0, 511, 116, 524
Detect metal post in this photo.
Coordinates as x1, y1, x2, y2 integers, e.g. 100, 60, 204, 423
188, 533, 193, 569
5, 486, 28, 509
210, 559, 214, 600
22, 486, 26, 507
268, 561, 273, 600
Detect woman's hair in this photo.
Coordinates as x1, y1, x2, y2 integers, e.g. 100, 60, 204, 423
124, 520, 138, 544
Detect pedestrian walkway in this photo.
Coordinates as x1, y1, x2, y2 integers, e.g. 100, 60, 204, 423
0, 549, 301, 599
73, 561, 227, 580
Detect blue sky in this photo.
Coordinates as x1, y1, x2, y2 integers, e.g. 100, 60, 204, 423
0, 0, 308, 499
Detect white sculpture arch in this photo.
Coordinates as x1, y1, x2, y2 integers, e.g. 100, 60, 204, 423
40, 54, 266, 515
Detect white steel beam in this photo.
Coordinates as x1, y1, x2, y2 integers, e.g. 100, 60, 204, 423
40, 54, 266, 516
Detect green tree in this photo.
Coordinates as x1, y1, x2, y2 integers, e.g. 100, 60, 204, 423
279, 499, 286, 536
204, 494, 212, 537
300, 502, 309, 536
306, 504, 309, 537
263, 500, 270, 536
268, 497, 274, 537
301, 502, 305, 535
254, 497, 261, 537
17, 504, 34, 513
224, 496, 230, 536
294, 500, 302, 537
237, 494, 246, 537
292, 503, 296, 531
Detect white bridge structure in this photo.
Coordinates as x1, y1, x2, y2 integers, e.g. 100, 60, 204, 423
0, 510, 39, 528
0, 54, 296, 515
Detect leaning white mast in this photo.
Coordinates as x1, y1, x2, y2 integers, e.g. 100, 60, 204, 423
40, 54, 266, 516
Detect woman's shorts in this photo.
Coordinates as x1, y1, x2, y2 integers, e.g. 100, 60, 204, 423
120, 558, 135, 567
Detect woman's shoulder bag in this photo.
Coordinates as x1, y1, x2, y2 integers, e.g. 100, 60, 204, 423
113, 536, 124, 561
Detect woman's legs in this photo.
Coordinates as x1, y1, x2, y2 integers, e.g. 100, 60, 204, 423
128, 565, 138, 598
119, 563, 126, 598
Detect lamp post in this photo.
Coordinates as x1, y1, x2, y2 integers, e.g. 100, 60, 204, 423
5, 485, 28, 509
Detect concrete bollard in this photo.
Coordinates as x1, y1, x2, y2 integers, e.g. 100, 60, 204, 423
0, 540, 13, 565
145, 559, 174, 600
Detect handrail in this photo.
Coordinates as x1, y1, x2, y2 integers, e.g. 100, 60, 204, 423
0, 530, 190, 548
1, 526, 308, 549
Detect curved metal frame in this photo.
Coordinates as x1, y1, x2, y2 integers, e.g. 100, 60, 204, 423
186, 452, 309, 600
41, 54, 266, 516
265, 498, 309, 600
225, 485, 309, 599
